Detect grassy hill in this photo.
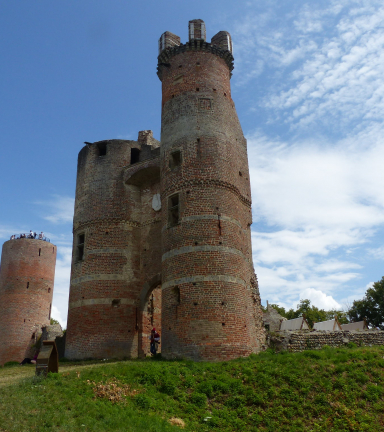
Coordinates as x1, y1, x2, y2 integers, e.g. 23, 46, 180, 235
1, 345, 384, 432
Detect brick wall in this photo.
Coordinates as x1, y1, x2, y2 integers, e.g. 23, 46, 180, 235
65, 138, 162, 360
0, 238, 56, 365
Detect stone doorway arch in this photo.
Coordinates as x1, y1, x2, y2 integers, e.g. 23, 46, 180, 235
138, 273, 162, 358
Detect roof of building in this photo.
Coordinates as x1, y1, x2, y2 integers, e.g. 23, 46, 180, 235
341, 321, 368, 331
313, 318, 342, 331
280, 317, 310, 331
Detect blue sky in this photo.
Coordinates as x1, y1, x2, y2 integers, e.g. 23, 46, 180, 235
1, 0, 383, 327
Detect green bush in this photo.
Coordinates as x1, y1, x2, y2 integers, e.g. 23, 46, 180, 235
189, 392, 207, 407
134, 393, 151, 409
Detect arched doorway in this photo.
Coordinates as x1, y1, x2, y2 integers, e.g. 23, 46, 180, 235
138, 273, 162, 358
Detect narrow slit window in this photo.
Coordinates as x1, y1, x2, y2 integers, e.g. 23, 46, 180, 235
97, 142, 107, 156
131, 148, 140, 164
77, 233, 85, 262
39, 248, 41, 256
26, 282, 29, 289
173, 286, 181, 305
169, 150, 182, 170
168, 194, 180, 227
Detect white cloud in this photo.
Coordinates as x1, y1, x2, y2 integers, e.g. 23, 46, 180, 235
52, 245, 72, 328
51, 305, 65, 328
233, 1, 384, 134
299, 288, 341, 310
369, 246, 384, 259
248, 129, 384, 310
35, 195, 74, 224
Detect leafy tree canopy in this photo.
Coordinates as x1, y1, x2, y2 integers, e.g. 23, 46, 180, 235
348, 277, 384, 330
50, 318, 60, 325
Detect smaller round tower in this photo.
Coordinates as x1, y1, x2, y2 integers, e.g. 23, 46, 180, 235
0, 237, 56, 365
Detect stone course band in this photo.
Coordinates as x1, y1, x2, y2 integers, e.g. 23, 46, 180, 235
69, 298, 136, 310
162, 178, 251, 208
162, 245, 251, 264
161, 274, 247, 290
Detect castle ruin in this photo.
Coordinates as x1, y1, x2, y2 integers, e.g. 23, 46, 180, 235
65, 19, 265, 361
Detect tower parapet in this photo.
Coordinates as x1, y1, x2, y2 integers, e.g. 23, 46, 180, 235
189, 19, 206, 41
158, 21, 234, 81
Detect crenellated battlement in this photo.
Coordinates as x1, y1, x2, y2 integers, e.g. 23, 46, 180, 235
157, 39, 234, 80
157, 20, 234, 81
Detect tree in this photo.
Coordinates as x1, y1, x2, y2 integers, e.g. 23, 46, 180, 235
50, 318, 60, 325
348, 277, 384, 329
283, 299, 347, 328
269, 304, 287, 317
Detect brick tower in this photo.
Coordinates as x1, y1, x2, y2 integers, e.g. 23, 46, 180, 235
65, 135, 162, 359
158, 20, 265, 360
0, 237, 56, 365
65, 19, 264, 362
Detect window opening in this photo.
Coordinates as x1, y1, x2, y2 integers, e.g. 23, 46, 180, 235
48, 288, 51, 293
173, 286, 180, 305
169, 150, 182, 170
131, 148, 140, 164
39, 248, 41, 256
77, 233, 85, 262
97, 142, 107, 156
168, 194, 180, 227
112, 299, 121, 308
26, 282, 29, 289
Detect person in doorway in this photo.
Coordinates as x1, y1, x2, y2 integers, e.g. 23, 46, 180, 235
149, 327, 160, 356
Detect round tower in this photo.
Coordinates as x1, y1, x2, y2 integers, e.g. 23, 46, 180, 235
65, 136, 162, 360
158, 20, 265, 361
0, 237, 56, 365
65, 140, 137, 359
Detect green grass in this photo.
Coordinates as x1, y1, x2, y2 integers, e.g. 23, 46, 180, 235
1, 346, 384, 431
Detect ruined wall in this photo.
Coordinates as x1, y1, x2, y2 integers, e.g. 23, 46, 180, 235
0, 238, 56, 365
158, 20, 265, 361
65, 136, 162, 360
65, 20, 266, 362
269, 331, 384, 353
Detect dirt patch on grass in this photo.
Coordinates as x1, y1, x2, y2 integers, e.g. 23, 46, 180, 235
0, 361, 120, 388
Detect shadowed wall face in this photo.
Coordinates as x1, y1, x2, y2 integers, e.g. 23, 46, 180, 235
0, 239, 56, 365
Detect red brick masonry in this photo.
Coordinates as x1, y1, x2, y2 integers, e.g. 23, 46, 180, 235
0, 239, 56, 365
